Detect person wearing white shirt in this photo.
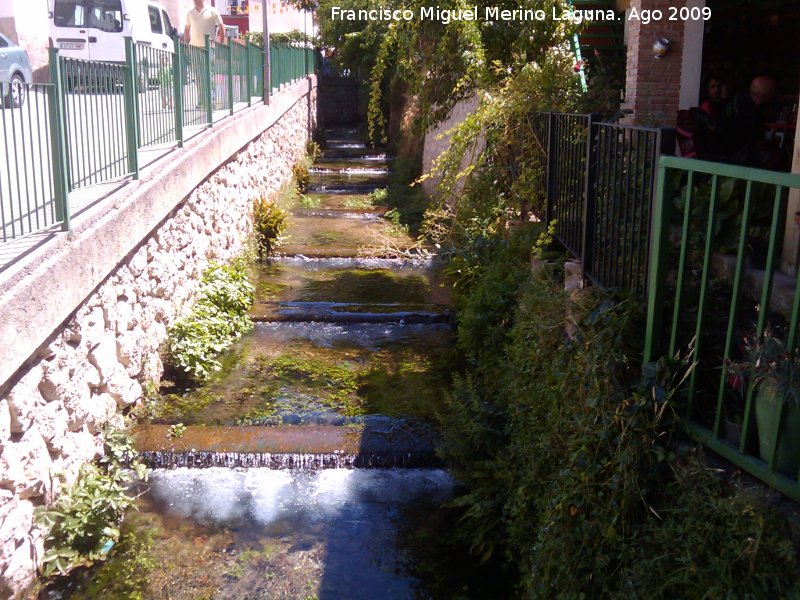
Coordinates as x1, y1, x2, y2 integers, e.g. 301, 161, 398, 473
184, 0, 225, 111
184, 0, 225, 46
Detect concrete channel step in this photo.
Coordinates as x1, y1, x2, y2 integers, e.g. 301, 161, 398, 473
134, 417, 442, 469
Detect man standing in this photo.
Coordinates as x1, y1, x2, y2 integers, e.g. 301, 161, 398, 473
184, 0, 225, 46
184, 0, 225, 112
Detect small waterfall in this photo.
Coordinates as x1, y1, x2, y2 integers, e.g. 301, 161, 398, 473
305, 183, 383, 194
309, 167, 390, 175
138, 450, 443, 470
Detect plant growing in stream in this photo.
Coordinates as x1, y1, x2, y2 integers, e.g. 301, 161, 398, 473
253, 195, 289, 257
292, 161, 310, 192
34, 426, 148, 578
166, 260, 254, 380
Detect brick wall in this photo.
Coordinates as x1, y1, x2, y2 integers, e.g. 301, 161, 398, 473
622, 0, 689, 126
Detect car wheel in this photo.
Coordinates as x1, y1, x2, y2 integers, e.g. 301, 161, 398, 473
5, 74, 26, 108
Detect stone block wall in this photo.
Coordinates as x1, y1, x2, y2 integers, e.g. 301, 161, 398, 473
0, 86, 316, 599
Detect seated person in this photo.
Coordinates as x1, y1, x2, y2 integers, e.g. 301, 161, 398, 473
715, 76, 776, 165
699, 77, 724, 121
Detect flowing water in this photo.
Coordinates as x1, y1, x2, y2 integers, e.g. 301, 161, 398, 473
43, 128, 466, 598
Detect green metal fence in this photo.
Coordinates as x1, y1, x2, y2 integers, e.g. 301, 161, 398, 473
181, 40, 211, 129
0, 35, 309, 249
644, 155, 800, 501
269, 42, 315, 93
0, 82, 62, 241
135, 43, 178, 148
58, 55, 133, 190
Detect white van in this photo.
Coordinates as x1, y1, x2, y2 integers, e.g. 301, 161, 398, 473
48, 0, 177, 63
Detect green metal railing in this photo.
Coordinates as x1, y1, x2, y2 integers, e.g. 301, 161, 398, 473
135, 43, 178, 148
644, 155, 800, 501
180, 40, 211, 129
0, 82, 61, 241
1, 36, 311, 248
58, 55, 132, 189
269, 42, 314, 93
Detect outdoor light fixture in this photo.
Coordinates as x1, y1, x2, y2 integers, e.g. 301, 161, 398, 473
653, 38, 671, 59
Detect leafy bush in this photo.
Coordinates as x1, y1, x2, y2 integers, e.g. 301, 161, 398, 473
166, 260, 254, 380
439, 243, 800, 598
34, 427, 148, 577
253, 196, 288, 258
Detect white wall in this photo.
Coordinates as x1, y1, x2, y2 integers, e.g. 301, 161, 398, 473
678, 0, 706, 109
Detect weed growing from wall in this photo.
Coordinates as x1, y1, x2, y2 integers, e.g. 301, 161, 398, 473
292, 162, 310, 192
34, 426, 148, 578
166, 259, 254, 380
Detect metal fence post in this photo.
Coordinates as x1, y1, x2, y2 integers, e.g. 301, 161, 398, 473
47, 48, 71, 232
227, 42, 234, 115
643, 161, 675, 364
545, 112, 557, 225
263, 39, 270, 103
123, 37, 139, 179
173, 36, 184, 148
204, 35, 213, 126
580, 113, 601, 280
246, 41, 253, 106
659, 127, 676, 158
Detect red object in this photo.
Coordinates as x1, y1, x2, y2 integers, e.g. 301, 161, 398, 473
222, 15, 249, 35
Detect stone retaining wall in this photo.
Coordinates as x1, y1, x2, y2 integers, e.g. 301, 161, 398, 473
0, 83, 316, 599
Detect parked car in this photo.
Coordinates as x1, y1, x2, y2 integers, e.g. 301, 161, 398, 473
0, 33, 33, 108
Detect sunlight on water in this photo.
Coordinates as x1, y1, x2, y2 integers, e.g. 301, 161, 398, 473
148, 468, 454, 528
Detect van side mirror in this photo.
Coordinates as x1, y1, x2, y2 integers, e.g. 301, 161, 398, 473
172, 27, 178, 37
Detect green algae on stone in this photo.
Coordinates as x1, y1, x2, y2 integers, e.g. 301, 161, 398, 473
280, 215, 418, 256
310, 231, 343, 246
342, 196, 379, 209
295, 270, 431, 304
236, 354, 364, 424
356, 348, 456, 422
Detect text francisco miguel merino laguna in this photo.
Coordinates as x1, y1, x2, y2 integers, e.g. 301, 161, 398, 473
329, 5, 617, 24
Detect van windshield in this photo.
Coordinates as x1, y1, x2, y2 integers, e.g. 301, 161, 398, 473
53, 0, 123, 33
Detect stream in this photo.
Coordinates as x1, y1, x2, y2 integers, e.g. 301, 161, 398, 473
42, 128, 466, 599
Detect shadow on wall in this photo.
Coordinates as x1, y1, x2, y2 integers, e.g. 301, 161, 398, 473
317, 76, 363, 127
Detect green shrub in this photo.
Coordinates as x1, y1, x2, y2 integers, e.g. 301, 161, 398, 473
34, 427, 148, 578
439, 245, 800, 599
253, 196, 288, 258
166, 260, 254, 380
